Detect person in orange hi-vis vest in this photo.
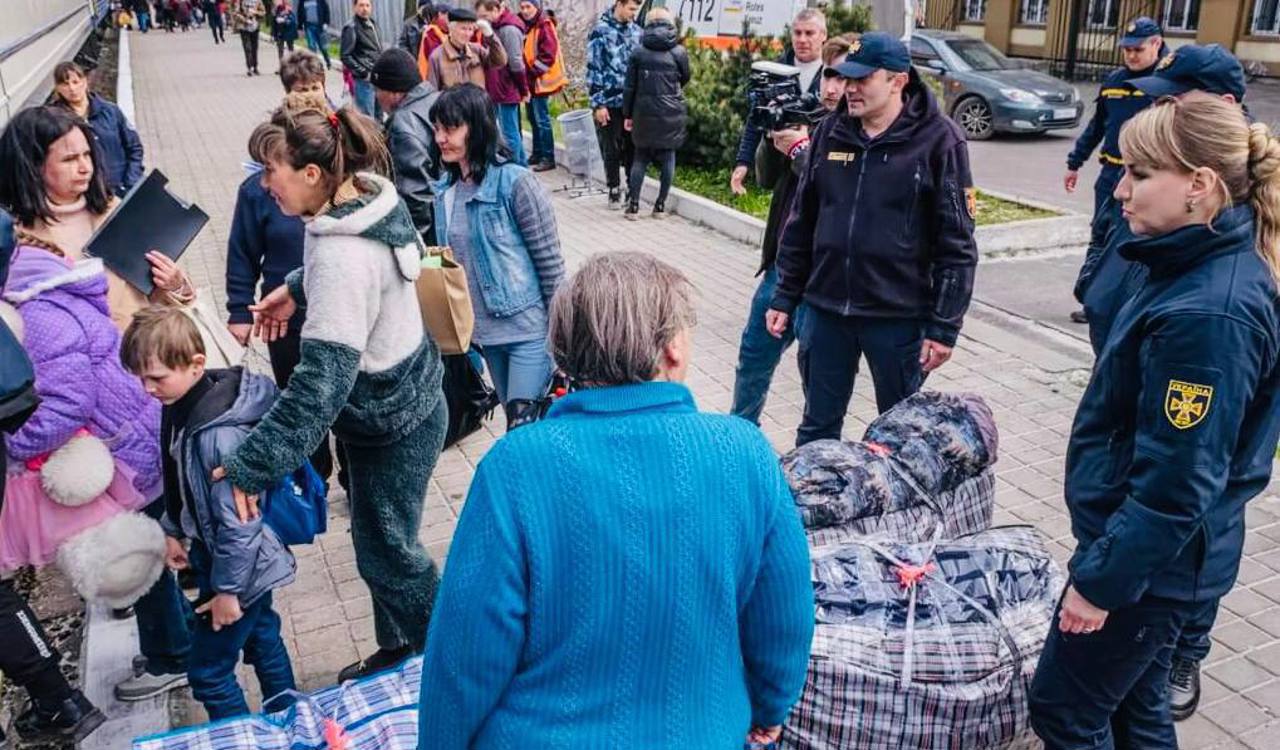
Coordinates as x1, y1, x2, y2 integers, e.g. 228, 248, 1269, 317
416, 3, 451, 81
517, 0, 565, 171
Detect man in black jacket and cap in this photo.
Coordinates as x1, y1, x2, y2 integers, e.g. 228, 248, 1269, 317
372, 48, 441, 244
766, 31, 978, 447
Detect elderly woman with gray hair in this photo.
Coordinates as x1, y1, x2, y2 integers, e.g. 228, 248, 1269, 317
417, 251, 815, 748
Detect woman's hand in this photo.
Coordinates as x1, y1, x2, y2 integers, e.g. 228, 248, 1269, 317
623, 118, 633, 132
210, 466, 261, 523
249, 284, 297, 343
1058, 584, 1109, 634
147, 251, 188, 293
226, 323, 252, 346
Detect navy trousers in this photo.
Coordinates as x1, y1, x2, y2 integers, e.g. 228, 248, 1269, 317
795, 307, 924, 446
1029, 595, 1187, 750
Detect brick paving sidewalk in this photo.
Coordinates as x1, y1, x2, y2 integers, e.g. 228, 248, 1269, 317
126, 30, 1280, 748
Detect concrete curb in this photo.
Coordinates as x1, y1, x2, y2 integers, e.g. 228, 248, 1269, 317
80, 28, 173, 750
545, 138, 1090, 256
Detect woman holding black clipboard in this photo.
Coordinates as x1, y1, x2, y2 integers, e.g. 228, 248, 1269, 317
0, 107, 195, 331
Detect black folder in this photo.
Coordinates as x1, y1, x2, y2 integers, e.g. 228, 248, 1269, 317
84, 170, 208, 296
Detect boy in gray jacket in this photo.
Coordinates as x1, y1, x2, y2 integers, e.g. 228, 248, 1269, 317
122, 306, 296, 720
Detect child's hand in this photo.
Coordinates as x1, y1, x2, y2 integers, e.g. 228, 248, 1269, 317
165, 537, 189, 570
746, 725, 782, 747
197, 593, 244, 632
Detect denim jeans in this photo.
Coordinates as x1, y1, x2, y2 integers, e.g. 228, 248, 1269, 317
627, 147, 676, 207
138, 11, 151, 32
134, 499, 193, 676
526, 95, 555, 165
1174, 598, 1220, 663
731, 267, 805, 425
187, 543, 295, 720
496, 103, 527, 166
795, 308, 924, 446
353, 78, 376, 119
305, 24, 330, 67
1029, 595, 1186, 750
481, 338, 553, 404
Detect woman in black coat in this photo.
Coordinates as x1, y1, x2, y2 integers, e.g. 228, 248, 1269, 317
622, 8, 689, 220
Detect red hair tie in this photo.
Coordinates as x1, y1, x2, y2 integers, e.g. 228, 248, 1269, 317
327, 112, 339, 129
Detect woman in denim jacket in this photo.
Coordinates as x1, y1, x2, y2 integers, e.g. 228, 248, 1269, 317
430, 84, 565, 424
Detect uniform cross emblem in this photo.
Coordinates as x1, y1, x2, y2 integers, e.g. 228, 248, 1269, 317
1164, 380, 1214, 430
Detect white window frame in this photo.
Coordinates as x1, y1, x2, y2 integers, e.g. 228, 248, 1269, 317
964, 0, 987, 22
1163, 0, 1200, 31
1019, 0, 1049, 25
1253, 0, 1280, 35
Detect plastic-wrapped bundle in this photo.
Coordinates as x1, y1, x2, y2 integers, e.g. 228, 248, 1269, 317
782, 527, 1065, 750
782, 392, 998, 543
133, 656, 424, 750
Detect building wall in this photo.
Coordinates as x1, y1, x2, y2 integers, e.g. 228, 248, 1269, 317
966, 0, 1279, 75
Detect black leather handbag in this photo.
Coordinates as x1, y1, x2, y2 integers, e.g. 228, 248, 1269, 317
441, 351, 500, 448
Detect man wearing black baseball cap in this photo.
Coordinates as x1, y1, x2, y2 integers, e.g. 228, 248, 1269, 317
765, 31, 977, 446
1075, 42, 1249, 725
1066, 16, 1166, 325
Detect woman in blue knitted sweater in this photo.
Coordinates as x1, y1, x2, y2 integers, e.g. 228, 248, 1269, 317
418, 252, 814, 748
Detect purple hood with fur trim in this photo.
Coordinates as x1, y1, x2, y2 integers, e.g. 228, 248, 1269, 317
2, 245, 162, 500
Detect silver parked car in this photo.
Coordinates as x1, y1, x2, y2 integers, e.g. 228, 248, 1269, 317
910, 30, 1084, 140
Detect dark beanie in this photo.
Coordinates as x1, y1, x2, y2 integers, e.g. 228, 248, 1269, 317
448, 7, 477, 21
371, 48, 421, 93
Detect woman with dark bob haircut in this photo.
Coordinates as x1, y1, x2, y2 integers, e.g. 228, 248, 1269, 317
0, 106, 193, 330
428, 83, 565, 426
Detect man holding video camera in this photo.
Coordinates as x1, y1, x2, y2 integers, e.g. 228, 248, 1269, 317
730, 34, 853, 425
766, 32, 978, 446
728, 9, 827, 197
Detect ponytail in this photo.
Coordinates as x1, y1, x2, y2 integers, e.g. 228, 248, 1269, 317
1247, 122, 1280, 286
247, 91, 390, 197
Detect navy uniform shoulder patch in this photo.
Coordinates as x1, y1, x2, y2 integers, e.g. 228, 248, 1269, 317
1165, 380, 1213, 429
1157, 52, 1176, 71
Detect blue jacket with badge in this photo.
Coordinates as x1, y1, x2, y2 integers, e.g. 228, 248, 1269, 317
1065, 204, 1280, 611
771, 69, 978, 346
1066, 55, 1164, 172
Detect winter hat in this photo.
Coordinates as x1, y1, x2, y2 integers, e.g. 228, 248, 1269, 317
371, 48, 422, 93
522, 0, 540, 8
448, 6, 477, 21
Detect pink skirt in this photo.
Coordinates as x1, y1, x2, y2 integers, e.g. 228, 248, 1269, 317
0, 461, 149, 572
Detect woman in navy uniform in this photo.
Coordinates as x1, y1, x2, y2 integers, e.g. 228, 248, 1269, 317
1029, 92, 1280, 748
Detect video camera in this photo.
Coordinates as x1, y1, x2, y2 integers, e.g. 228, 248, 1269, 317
748, 61, 826, 131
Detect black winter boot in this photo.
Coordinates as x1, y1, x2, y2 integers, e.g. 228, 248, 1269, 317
14, 690, 105, 743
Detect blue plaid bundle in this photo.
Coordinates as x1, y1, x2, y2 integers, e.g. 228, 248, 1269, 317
783, 392, 998, 544
132, 656, 424, 750
781, 527, 1064, 750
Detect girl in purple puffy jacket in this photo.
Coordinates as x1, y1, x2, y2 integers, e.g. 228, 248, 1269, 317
0, 239, 162, 571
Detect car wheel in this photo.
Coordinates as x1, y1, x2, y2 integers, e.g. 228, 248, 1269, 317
954, 97, 995, 141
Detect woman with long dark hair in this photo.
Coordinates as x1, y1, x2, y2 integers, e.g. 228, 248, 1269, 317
429, 84, 565, 423
0, 106, 193, 331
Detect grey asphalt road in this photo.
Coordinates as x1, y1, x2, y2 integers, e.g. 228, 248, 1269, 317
966, 78, 1280, 215
974, 248, 1092, 346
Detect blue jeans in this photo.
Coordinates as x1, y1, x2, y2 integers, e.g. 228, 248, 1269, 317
138, 11, 151, 31
353, 78, 376, 119
795, 308, 924, 446
481, 338, 553, 404
134, 500, 193, 676
526, 95, 555, 165
187, 543, 295, 720
731, 267, 806, 425
304, 24, 330, 66
1029, 595, 1186, 750
496, 103, 527, 166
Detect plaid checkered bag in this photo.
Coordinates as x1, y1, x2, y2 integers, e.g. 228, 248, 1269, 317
132, 656, 425, 750
782, 527, 1065, 750
783, 392, 998, 544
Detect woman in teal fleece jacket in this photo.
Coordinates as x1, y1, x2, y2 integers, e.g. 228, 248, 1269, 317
217, 93, 446, 684
417, 252, 814, 748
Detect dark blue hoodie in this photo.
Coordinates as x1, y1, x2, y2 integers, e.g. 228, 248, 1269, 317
1066, 204, 1280, 611
771, 70, 978, 346
225, 174, 306, 329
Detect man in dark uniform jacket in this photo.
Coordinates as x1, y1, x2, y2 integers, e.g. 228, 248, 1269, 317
1066, 17, 1166, 324
766, 32, 978, 447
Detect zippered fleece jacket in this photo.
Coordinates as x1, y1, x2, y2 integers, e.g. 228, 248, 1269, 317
222, 173, 444, 494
